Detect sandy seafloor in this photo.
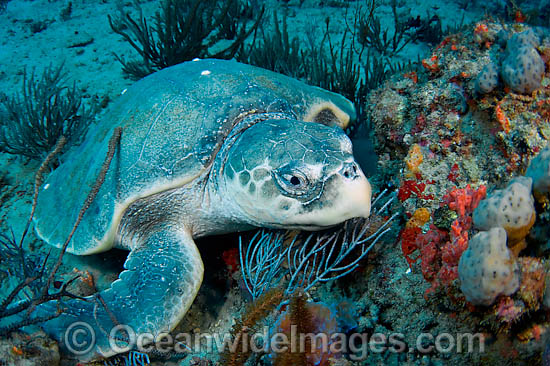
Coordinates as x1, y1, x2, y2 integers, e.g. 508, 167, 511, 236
0, 0, 549, 365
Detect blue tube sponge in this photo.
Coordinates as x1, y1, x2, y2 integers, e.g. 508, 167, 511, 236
475, 62, 500, 94
526, 146, 550, 194
501, 45, 545, 94
504, 29, 541, 56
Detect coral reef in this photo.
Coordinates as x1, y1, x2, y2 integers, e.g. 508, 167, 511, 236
369, 17, 550, 363
473, 28, 547, 95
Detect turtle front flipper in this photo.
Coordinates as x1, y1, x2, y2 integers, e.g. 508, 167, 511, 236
26, 227, 203, 362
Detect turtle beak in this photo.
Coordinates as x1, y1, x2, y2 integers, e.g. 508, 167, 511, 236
288, 161, 372, 230
337, 161, 371, 219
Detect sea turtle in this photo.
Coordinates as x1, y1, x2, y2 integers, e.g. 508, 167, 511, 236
28, 59, 372, 361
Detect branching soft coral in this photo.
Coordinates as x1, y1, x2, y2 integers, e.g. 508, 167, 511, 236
0, 64, 95, 159
109, 0, 264, 79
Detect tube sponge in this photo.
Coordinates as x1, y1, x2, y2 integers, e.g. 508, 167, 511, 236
475, 62, 500, 94
501, 45, 545, 94
504, 29, 541, 55
458, 228, 520, 306
525, 146, 550, 195
476, 28, 545, 95
473, 177, 535, 246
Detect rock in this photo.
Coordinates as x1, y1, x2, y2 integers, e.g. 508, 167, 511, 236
67, 30, 93, 48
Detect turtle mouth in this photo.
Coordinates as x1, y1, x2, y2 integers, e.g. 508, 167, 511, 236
293, 223, 339, 231
263, 222, 338, 231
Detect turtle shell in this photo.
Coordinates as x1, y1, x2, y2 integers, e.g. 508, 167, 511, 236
33, 59, 356, 254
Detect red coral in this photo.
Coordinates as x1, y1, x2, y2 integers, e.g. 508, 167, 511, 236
447, 163, 459, 182
417, 225, 448, 281
398, 179, 435, 201
420, 240, 438, 281
436, 265, 459, 289
403, 71, 418, 83
222, 247, 240, 273
411, 113, 427, 134
515, 10, 526, 23
441, 239, 465, 267
441, 219, 469, 267
443, 184, 486, 217
422, 54, 440, 73
417, 185, 487, 297
400, 226, 422, 267
436, 36, 453, 50
398, 184, 487, 297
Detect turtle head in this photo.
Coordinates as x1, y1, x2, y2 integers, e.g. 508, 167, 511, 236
222, 119, 371, 230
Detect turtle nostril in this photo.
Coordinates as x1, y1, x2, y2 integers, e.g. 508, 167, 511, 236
341, 162, 358, 180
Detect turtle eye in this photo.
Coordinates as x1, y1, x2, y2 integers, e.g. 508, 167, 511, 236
290, 176, 301, 186
273, 166, 310, 196
284, 173, 307, 187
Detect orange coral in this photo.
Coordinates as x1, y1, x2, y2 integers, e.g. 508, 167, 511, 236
422, 55, 440, 73
73, 268, 95, 289
473, 23, 494, 49
518, 257, 546, 308
406, 207, 430, 228
495, 102, 511, 133
405, 144, 423, 177
514, 10, 526, 23
495, 297, 523, 324
403, 71, 418, 83
518, 323, 547, 342
474, 23, 488, 34
11, 346, 23, 356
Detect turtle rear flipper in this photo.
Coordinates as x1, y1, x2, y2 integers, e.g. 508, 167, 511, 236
25, 227, 203, 361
